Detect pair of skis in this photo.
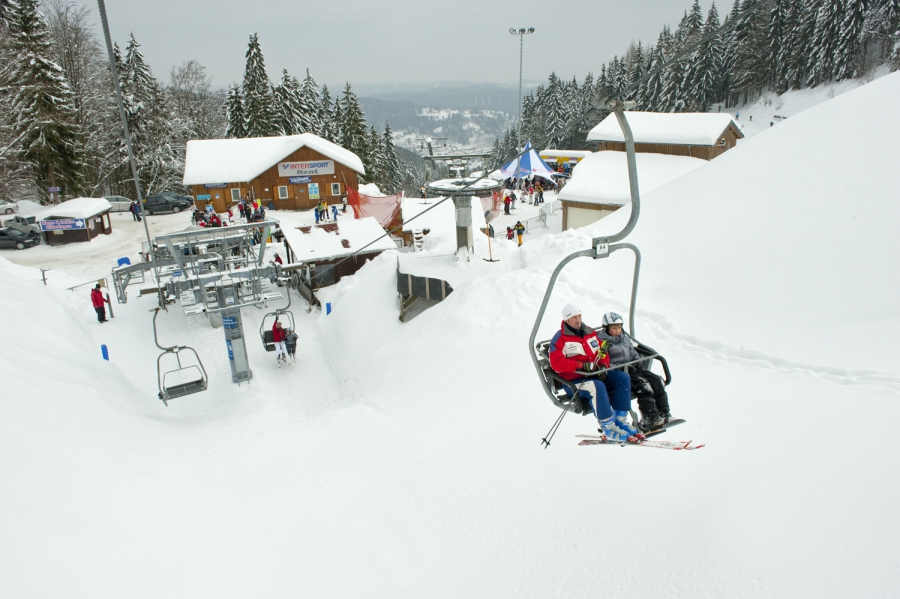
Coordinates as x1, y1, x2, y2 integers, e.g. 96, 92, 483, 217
577, 419, 705, 451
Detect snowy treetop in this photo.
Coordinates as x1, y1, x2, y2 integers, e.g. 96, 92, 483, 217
35, 197, 111, 220
279, 217, 395, 262
182, 133, 365, 186
558, 152, 705, 205
587, 112, 741, 146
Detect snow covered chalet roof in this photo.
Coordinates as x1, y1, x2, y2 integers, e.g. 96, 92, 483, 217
587, 112, 742, 146
539, 149, 592, 159
36, 197, 111, 220
280, 216, 395, 262
182, 133, 365, 185
558, 152, 706, 206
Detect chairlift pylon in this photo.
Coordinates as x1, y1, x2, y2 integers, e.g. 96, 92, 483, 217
152, 308, 208, 405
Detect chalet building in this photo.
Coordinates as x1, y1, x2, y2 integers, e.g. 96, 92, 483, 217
182, 133, 365, 214
558, 151, 705, 231
37, 197, 112, 246
587, 112, 743, 160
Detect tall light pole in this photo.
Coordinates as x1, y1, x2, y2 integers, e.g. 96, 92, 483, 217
509, 27, 534, 187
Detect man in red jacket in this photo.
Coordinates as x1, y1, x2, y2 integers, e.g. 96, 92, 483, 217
549, 303, 638, 442
90, 284, 109, 323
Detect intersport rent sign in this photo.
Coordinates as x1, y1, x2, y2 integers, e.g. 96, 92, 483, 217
278, 160, 334, 177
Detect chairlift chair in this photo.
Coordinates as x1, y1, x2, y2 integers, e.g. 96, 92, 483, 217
152, 308, 208, 406
259, 288, 294, 352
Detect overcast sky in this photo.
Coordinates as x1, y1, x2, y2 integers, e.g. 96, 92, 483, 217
74, 0, 735, 91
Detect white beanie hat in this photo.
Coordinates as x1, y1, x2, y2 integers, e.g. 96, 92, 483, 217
561, 303, 582, 320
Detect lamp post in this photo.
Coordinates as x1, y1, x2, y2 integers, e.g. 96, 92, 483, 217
509, 27, 535, 187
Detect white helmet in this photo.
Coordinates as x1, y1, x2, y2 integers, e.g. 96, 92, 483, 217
602, 312, 624, 327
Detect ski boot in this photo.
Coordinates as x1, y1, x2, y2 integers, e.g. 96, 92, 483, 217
599, 417, 631, 444
660, 412, 674, 424
640, 411, 665, 433
614, 411, 644, 440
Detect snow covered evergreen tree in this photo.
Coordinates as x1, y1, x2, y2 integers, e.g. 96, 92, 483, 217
225, 83, 246, 138
835, 0, 867, 80
810, 0, 844, 85
381, 121, 403, 194
5, 0, 83, 200
241, 33, 280, 138
273, 69, 303, 135
339, 83, 368, 162
298, 69, 321, 134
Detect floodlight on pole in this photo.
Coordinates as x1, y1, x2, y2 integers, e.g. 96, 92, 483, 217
510, 26, 535, 185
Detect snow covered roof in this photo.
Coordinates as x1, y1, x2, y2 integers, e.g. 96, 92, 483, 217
539, 149, 592, 159
182, 133, 365, 185
35, 197, 111, 220
587, 112, 742, 146
280, 216, 395, 262
558, 152, 706, 206
401, 195, 485, 233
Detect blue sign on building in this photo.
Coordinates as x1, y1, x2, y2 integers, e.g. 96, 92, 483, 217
197, 194, 211, 200
41, 218, 86, 231
288, 176, 312, 184
204, 183, 228, 189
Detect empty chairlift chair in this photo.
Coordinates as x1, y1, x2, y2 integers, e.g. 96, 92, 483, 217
152, 308, 208, 406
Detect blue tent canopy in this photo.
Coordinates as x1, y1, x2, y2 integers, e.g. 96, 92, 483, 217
500, 142, 559, 180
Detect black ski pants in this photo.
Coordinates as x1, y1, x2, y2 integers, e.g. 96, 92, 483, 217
631, 368, 669, 416
95, 306, 107, 323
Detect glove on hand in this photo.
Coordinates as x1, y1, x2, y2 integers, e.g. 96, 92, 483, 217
581, 361, 597, 373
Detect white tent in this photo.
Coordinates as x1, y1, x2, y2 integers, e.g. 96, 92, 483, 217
500, 142, 559, 181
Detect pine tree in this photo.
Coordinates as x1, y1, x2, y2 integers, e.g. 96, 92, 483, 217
6, 0, 83, 200
318, 84, 337, 140
810, 0, 844, 85
544, 73, 567, 147
835, 0, 866, 80
382, 121, 402, 194
767, 0, 790, 92
298, 69, 320, 134
242, 33, 279, 137
273, 69, 302, 135
339, 82, 367, 159
692, 3, 723, 109
328, 95, 343, 145
225, 83, 245, 138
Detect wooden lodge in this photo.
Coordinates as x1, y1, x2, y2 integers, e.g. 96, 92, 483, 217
587, 112, 743, 161
182, 134, 365, 214
37, 197, 112, 246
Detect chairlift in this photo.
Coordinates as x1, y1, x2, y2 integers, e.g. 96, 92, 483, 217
152, 308, 208, 405
528, 102, 679, 446
259, 283, 294, 352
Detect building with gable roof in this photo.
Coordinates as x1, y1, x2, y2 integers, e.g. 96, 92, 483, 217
587, 111, 743, 160
182, 133, 366, 213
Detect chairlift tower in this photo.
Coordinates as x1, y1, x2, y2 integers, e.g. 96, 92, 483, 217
426, 177, 501, 261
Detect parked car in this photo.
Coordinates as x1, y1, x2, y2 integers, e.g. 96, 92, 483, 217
0, 199, 19, 214
0, 227, 41, 250
3, 215, 41, 234
104, 195, 133, 212
142, 193, 193, 214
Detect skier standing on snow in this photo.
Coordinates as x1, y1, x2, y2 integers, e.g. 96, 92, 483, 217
272, 320, 288, 366
514, 221, 526, 246
284, 327, 298, 363
596, 311, 672, 431
129, 200, 141, 222
90, 284, 110, 323
549, 304, 639, 443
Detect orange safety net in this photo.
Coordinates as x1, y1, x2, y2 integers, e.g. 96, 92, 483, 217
347, 188, 403, 231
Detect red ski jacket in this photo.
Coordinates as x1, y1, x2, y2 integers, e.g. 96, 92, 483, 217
548, 321, 610, 381
272, 323, 285, 343
90, 288, 105, 308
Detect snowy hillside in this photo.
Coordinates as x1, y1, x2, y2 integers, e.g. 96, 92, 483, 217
1, 73, 900, 598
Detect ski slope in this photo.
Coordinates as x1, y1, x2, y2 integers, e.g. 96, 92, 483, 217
2, 73, 899, 598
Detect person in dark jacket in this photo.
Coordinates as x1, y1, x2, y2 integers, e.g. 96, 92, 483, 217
90, 284, 109, 323
549, 304, 639, 443
284, 328, 298, 363
596, 311, 672, 430
514, 221, 526, 246
129, 200, 141, 221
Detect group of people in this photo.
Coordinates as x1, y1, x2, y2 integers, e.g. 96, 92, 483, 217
549, 304, 672, 443
271, 319, 298, 367
315, 200, 340, 224
505, 222, 526, 246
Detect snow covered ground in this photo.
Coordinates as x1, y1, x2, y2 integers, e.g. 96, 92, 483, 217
2, 72, 900, 598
